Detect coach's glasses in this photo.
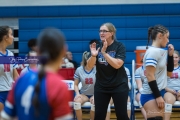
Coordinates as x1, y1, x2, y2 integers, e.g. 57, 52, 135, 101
99, 30, 110, 33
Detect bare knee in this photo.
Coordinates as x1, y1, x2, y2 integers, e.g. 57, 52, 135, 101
74, 98, 83, 103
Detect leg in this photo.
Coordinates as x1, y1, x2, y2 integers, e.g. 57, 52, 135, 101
136, 93, 147, 120
74, 94, 89, 120
164, 92, 176, 120
143, 100, 164, 119
89, 96, 95, 120
112, 90, 129, 120
127, 96, 131, 119
0, 102, 4, 111
105, 98, 113, 120
94, 90, 111, 120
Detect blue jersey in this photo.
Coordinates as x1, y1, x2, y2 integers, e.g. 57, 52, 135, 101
1, 71, 71, 120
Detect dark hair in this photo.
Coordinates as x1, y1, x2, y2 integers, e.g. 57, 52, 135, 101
28, 38, 37, 49
0, 26, 11, 43
147, 25, 168, 49
89, 39, 99, 45
32, 28, 65, 115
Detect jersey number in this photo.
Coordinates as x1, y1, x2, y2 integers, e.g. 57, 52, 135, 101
21, 86, 34, 115
4, 64, 10, 72
85, 78, 93, 84
171, 73, 178, 79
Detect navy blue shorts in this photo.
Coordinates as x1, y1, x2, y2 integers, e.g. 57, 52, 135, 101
0, 91, 9, 105
140, 89, 165, 106
86, 95, 93, 99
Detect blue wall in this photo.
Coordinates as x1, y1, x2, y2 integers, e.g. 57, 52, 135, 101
14, 4, 180, 73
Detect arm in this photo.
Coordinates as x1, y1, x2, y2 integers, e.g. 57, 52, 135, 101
101, 40, 125, 69
87, 43, 99, 69
136, 79, 143, 91
13, 69, 19, 80
74, 79, 80, 95
167, 44, 174, 77
102, 53, 124, 69
146, 66, 164, 108
146, 66, 156, 82
87, 56, 96, 70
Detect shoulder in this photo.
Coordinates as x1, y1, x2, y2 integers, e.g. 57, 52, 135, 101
20, 67, 28, 75
46, 73, 68, 90
76, 66, 83, 72
7, 49, 14, 56
114, 41, 125, 47
16, 71, 37, 86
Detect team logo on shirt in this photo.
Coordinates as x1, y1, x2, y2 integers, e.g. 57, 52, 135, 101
98, 51, 116, 66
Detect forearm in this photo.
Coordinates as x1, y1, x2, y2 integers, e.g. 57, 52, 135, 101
136, 80, 143, 90
87, 56, 96, 69
74, 85, 80, 95
146, 74, 156, 82
103, 53, 123, 69
13, 69, 19, 81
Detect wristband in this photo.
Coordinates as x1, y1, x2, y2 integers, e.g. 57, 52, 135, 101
139, 88, 144, 93
167, 55, 174, 72
148, 80, 161, 98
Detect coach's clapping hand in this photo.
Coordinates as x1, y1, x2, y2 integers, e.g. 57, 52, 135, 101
90, 42, 100, 57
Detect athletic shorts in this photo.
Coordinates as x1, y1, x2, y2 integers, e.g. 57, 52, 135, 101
140, 89, 165, 106
0, 91, 9, 105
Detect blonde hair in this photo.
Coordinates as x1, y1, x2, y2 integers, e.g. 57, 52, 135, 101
101, 22, 117, 40
174, 50, 180, 57
81, 51, 90, 67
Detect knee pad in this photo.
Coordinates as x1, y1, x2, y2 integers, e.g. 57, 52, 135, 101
91, 104, 95, 111
74, 102, 81, 110
147, 116, 163, 120
165, 103, 172, 113
138, 101, 142, 108
127, 102, 131, 110
107, 104, 111, 112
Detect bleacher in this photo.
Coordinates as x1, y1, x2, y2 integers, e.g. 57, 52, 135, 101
15, 4, 180, 72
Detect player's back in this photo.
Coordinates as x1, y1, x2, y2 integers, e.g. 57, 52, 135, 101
13, 71, 50, 120
4, 70, 71, 120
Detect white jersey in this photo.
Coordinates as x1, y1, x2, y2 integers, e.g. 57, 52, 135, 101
167, 66, 180, 90
142, 46, 167, 94
74, 66, 96, 95
20, 66, 34, 75
0, 50, 18, 91
124, 67, 131, 90
134, 66, 147, 89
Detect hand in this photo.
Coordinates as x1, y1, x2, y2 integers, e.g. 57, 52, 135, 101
155, 96, 165, 109
139, 88, 144, 94
168, 44, 174, 56
90, 42, 100, 57
90, 96, 94, 104
74, 94, 81, 101
168, 88, 176, 95
177, 90, 180, 97
101, 39, 107, 54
